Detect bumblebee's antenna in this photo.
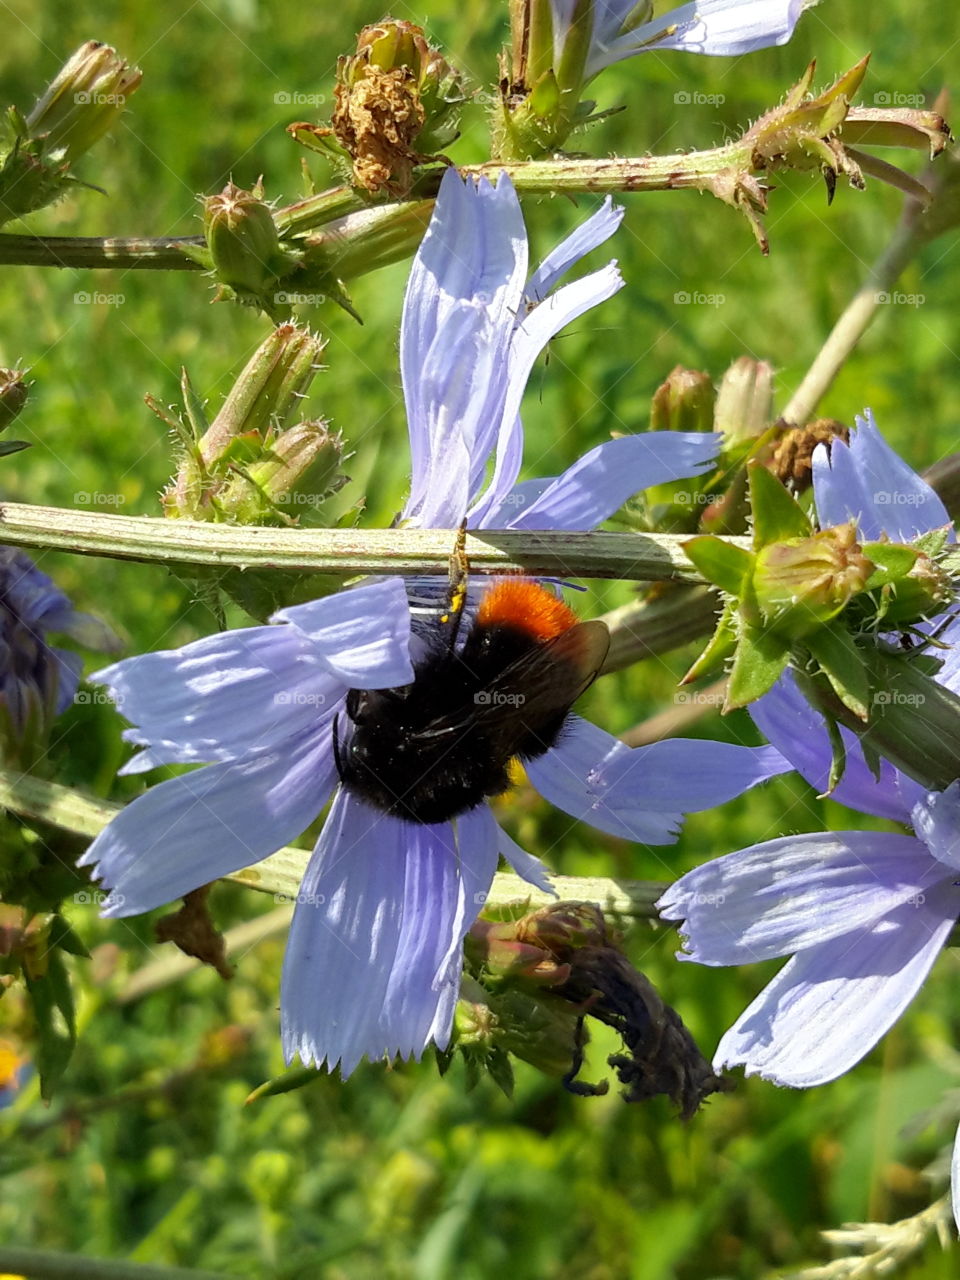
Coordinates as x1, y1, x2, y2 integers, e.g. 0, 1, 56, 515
440, 518, 470, 651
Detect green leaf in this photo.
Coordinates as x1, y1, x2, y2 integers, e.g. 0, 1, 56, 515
725, 624, 789, 709
682, 598, 738, 683
682, 536, 754, 596
48, 914, 90, 959
748, 463, 811, 545
805, 623, 870, 721
25, 948, 76, 1100
860, 541, 920, 588
0, 439, 30, 456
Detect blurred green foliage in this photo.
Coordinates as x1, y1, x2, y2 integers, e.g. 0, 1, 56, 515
1, 0, 960, 1276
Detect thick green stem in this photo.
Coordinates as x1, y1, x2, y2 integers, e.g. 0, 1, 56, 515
0, 141, 758, 270
0, 770, 667, 919
0, 233, 205, 270
0, 501, 745, 581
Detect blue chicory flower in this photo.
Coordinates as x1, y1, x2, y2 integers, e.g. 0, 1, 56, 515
657, 410, 960, 1226
80, 169, 789, 1075
0, 546, 118, 765
550, 0, 807, 82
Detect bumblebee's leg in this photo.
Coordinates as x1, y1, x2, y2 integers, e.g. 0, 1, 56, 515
440, 517, 469, 649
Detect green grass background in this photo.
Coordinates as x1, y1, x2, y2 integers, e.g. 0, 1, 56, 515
1, 1, 960, 1276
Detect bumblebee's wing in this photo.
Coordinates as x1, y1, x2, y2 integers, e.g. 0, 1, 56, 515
418, 620, 609, 744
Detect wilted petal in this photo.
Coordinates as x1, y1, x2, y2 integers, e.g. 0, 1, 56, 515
601, 740, 790, 812
93, 625, 339, 766
751, 670, 912, 822
812, 409, 951, 542
80, 729, 337, 916
507, 432, 718, 531
526, 716, 683, 842
714, 883, 960, 1086
658, 831, 944, 965
525, 197, 624, 302
590, 0, 804, 77
274, 578, 414, 688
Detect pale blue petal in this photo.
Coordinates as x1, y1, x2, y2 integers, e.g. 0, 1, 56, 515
281, 795, 499, 1073
379, 819, 468, 1060
401, 170, 527, 522
658, 831, 945, 965
274, 578, 414, 688
498, 825, 557, 894
751, 671, 913, 822
714, 883, 960, 1086
813, 409, 951, 542
601, 740, 790, 811
79, 729, 336, 916
952, 1123, 960, 1235
507, 432, 719, 531
526, 716, 684, 843
912, 782, 960, 873
93, 625, 339, 766
589, 0, 804, 77
281, 791, 409, 1075
525, 198, 625, 303
469, 264, 625, 527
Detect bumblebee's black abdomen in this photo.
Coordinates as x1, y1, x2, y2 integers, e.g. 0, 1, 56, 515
334, 622, 572, 824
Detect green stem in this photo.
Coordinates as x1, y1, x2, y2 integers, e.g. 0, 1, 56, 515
0, 139, 761, 270
0, 1248, 229, 1280
0, 501, 745, 581
0, 234, 205, 270
0, 769, 667, 919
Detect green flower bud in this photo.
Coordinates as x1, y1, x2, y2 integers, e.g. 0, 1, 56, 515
714, 356, 774, 446
202, 182, 300, 303
753, 522, 874, 638
218, 421, 346, 526
25, 41, 142, 163
163, 324, 326, 520
650, 365, 716, 434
